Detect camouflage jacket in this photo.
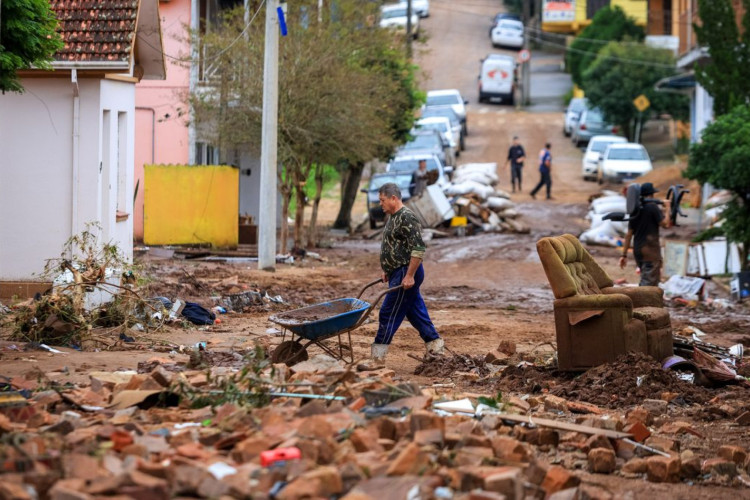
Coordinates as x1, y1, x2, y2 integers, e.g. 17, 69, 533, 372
380, 207, 425, 277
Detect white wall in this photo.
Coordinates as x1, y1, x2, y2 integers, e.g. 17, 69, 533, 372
0, 76, 135, 281
100, 79, 135, 264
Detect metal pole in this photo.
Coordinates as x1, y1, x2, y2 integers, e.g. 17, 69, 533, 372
406, 0, 412, 58
258, 0, 280, 271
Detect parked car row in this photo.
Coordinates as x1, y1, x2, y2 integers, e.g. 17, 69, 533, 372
379, 1, 429, 39
581, 135, 653, 184
567, 99, 653, 184
363, 87, 467, 228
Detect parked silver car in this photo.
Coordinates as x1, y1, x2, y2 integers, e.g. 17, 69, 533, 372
563, 97, 587, 137
571, 108, 619, 147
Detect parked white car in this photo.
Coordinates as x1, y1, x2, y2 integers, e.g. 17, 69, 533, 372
415, 116, 458, 162
379, 4, 419, 38
598, 143, 653, 184
424, 89, 468, 135
491, 19, 524, 49
582, 135, 627, 181
412, 0, 430, 18
564, 97, 587, 137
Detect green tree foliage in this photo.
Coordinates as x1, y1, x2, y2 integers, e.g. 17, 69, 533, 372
693, 0, 750, 117
686, 105, 750, 270
582, 42, 689, 140
567, 6, 644, 89
0, 0, 63, 93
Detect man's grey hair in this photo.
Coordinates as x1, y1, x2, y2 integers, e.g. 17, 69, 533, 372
378, 182, 402, 200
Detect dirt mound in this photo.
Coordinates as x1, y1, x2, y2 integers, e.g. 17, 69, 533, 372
413, 352, 491, 378
493, 364, 567, 394
550, 352, 712, 408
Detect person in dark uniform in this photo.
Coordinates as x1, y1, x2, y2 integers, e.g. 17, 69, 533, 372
619, 182, 671, 286
358, 182, 444, 371
505, 136, 526, 193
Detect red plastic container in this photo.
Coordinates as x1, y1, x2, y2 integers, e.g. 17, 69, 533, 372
260, 447, 301, 467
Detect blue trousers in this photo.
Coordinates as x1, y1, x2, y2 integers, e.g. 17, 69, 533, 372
375, 264, 440, 345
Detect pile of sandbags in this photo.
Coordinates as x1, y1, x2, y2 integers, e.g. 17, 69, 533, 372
444, 163, 528, 234
580, 191, 627, 247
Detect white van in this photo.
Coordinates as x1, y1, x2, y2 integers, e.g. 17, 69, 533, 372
478, 54, 516, 105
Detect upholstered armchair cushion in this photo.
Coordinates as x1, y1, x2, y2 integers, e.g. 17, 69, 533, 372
537, 234, 614, 299
600, 286, 664, 308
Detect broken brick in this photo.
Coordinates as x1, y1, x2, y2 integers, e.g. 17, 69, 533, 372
717, 445, 747, 465
541, 465, 580, 495
484, 467, 523, 500
646, 456, 681, 483
587, 447, 616, 474
624, 421, 651, 443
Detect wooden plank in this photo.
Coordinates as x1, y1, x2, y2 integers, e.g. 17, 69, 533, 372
492, 413, 632, 440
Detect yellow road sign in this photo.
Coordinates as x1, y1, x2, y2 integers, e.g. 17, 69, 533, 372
633, 94, 650, 112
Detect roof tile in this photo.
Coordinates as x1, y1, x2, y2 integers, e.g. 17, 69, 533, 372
51, 0, 139, 63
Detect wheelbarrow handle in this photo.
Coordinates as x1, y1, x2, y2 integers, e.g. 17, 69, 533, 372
352, 284, 403, 329
356, 278, 387, 299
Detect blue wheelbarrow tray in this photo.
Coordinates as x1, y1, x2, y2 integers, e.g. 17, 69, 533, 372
269, 298, 370, 339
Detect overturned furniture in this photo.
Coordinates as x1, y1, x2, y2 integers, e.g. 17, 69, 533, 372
537, 234, 672, 371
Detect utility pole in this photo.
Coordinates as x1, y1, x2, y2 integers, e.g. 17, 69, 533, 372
258, 0, 280, 271
521, 0, 532, 107
406, 0, 413, 58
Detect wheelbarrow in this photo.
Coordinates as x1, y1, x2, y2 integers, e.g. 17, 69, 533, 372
268, 278, 401, 366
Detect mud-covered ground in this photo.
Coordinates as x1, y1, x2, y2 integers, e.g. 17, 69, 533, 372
2, 0, 750, 497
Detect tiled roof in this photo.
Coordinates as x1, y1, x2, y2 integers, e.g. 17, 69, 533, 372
51, 0, 139, 62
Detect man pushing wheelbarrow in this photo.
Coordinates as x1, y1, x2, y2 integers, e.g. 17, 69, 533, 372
358, 183, 445, 371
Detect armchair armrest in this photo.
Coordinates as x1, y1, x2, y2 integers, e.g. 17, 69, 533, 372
554, 293, 633, 311
600, 286, 663, 308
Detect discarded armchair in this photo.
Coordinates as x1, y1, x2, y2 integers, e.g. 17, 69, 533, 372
537, 234, 672, 371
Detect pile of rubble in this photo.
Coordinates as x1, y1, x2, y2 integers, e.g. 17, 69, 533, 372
445, 163, 529, 235
2, 342, 750, 500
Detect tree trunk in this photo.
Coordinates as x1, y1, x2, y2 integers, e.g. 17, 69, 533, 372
278, 165, 294, 255
333, 161, 365, 230
307, 163, 324, 248
293, 167, 308, 249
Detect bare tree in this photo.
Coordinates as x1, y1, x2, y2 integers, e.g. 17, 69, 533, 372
191, 0, 415, 248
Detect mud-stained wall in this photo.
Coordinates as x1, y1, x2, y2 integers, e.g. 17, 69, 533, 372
144, 165, 239, 247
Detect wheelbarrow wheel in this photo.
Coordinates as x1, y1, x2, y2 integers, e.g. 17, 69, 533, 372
271, 341, 309, 366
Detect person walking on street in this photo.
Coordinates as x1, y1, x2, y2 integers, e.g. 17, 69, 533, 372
358, 182, 444, 371
530, 142, 552, 200
410, 159, 429, 198
505, 136, 526, 193
619, 182, 671, 286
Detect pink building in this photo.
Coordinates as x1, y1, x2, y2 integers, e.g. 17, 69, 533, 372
134, 0, 192, 241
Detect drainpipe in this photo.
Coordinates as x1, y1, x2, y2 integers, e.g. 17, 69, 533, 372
71, 69, 80, 245
135, 106, 156, 163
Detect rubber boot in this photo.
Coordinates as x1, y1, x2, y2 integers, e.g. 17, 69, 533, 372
357, 343, 389, 371
425, 338, 445, 355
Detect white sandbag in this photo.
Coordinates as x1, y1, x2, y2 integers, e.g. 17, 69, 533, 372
591, 195, 626, 212
588, 212, 628, 235
453, 171, 496, 186
493, 189, 511, 199
591, 199, 626, 215
500, 208, 519, 219
444, 180, 494, 200
455, 162, 498, 177
580, 228, 623, 247
486, 196, 514, 211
